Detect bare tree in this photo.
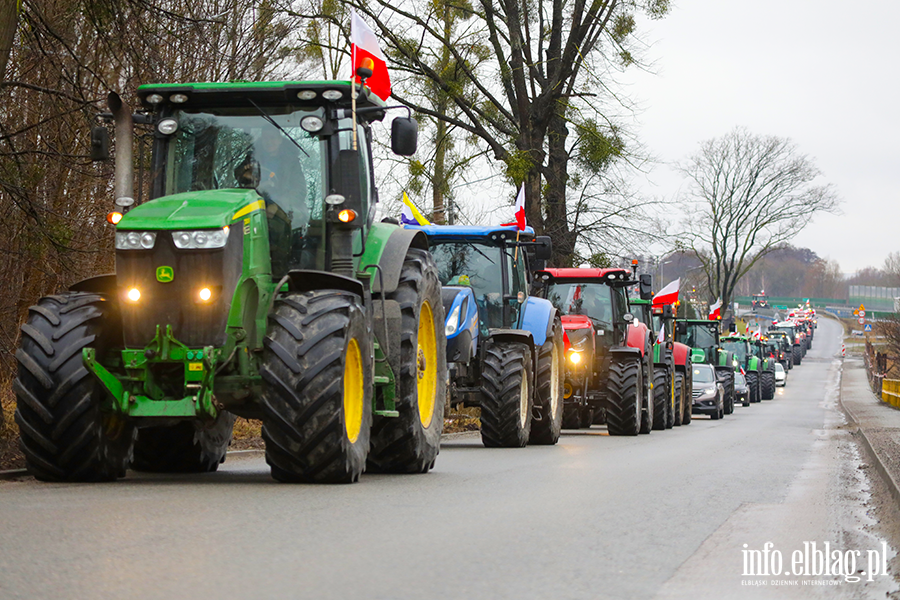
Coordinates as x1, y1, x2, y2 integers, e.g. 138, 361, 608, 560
678, 127, 840, 312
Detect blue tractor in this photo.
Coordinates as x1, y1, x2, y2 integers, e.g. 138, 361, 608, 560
410, 225, 564, 447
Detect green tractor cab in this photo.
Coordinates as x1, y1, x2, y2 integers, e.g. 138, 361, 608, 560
15, 80, 447, 483
674, 319, 738, 414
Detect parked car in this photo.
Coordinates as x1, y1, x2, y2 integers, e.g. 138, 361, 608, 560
774, 362, 787, 388
692, 364, 725, 420
734, 372, 750, 407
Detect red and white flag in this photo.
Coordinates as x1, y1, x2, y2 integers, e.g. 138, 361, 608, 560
351, 11, 391, 101
656, 327, 665, 345
708, 297, 722, 320
514, 183, 527, 230
653, 278, 679, 306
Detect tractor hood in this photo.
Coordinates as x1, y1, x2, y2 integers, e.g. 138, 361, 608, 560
117, 189, 263, 230
561, 314, 594, 331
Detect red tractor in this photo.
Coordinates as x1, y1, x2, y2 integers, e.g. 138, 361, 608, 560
534, 268, 653, 435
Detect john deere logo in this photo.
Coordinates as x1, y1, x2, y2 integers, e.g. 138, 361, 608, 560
156, 266, 174, 283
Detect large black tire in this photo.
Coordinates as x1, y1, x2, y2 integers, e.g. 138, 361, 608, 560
639, 341, 653, 434
579, 405, 594, 428
529, 317, 564, 445
745, 370, 759, 407
14, 292, 135, 482
677, 370, 690, 425
369, 248, 446, 472
606, 359, 642, 436
761, 370, 776, 400
260, 290, 372, 483
562, 403, 581, 429
480, 342, 533, 447
131, 411, 236, 473
673, 368, 682, 426
651, 368, 668, 431
793, 345, 802, 365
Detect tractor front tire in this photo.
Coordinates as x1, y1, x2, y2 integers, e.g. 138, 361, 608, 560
579, 405, 594, 428
368, 249, 446, 473
132, 412, 236, 473
562, 403, 581, 429
529, 317, 564, 445
14, 292, 134, 482
745, 371, 759, 408
793, 345, 802, 365
260, 290, 372, 483
606, 359, 642, 436
480, 342, 533, 447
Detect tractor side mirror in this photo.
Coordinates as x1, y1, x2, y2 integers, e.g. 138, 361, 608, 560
675, 321, 687, 336
534, 236, 552, 261
729, 322, 737, 333
90, 126, 110, 161
623, 312, 634, 323
639, 273, 653, 300
391, 117, 418, 156
663, 305, 673, 319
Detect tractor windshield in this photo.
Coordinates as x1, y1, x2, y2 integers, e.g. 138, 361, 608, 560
721, 339, 748, 363
164, 107, 328, 270
430, 241, 504, 330
546, 282, 617, 332
682, 323, 717, 351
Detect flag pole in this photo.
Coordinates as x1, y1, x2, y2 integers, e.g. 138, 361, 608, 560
514, 229, 520, 263
351, 47, 358, 151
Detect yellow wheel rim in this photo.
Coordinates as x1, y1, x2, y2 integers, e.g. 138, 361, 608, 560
343, 337, 364, 443
416, 300, 438, 428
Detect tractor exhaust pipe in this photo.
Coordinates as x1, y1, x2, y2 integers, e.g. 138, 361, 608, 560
107, 92, 135, 208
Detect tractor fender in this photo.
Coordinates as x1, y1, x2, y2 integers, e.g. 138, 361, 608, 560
625, 322, 649, 355
284, 270, 365, 297
69, 273, 117, 296
672, 342, 691, 371
748, 356, 760, 371
519, 296, 556, 347
361, 225, 429, 294
609, 345, 641, 363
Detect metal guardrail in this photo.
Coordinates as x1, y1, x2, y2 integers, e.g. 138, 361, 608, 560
882, 379, 900, 408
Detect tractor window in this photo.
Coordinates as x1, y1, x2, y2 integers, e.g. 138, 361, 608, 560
165, 107, 327, 272
430, 241, 503, 330
546, 282, 613, 331
612, 287, 628, 324
682, 324, 717, 350
721, 339, 748, 363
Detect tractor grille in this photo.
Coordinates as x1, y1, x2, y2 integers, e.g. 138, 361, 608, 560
116, 230, 244, 348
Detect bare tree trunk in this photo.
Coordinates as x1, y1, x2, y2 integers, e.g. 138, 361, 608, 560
0, 0, 17, 82
545, 102, 576, 266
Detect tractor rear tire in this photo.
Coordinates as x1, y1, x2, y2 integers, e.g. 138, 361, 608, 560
761, 370, 776, 400
745, 371, 759, 408
651, 368, 668, 431
14, 292, 135, 482
529, 316, 564, 445
677, 371, 691, 425
368, 248, 446, 473
562, 403, 581, 429
639, 340, 653, 434
606, 359, 641, 436
480, 342, 533, 447
131, 412, 236, 473
579, 405, 594, 429
673, 370, 683, 426
260, 290, 372, 483
793, 345, 802, 365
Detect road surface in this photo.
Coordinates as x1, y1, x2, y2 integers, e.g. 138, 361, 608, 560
1, 317, 897, 599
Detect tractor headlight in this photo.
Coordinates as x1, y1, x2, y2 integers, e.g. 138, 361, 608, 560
172, 227, 230, 249
568, 351, 582, 365
116, 231, 157, 250
445, 305, 461, 336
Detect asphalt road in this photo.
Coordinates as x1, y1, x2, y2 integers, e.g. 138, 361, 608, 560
1, 318, 897, 599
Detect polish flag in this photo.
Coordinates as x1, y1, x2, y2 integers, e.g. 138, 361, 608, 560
708, 297, 722, 320
514, 184, 526, 230
653, 279, 679, 306
656, 327, 665, 345
351, 11, 391, 101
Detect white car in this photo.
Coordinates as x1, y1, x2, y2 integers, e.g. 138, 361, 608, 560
774, 362, 787, 387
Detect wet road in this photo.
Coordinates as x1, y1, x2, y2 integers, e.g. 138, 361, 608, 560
1, 317, 894, 599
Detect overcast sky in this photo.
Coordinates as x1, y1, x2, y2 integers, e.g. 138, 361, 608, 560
622, 0, 900, 274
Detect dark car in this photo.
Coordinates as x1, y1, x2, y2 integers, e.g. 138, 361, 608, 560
692, 364, 724, 420
734, 372, 750, 407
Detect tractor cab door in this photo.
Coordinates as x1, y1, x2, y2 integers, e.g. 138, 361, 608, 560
507, 247, 528, 328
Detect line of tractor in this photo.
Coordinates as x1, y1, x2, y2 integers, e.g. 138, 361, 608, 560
11, 76, 818, 484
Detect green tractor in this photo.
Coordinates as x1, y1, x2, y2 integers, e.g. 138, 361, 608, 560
674, 319, 738, 414
14, 80, 447, 483
720, 332, 767, 403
